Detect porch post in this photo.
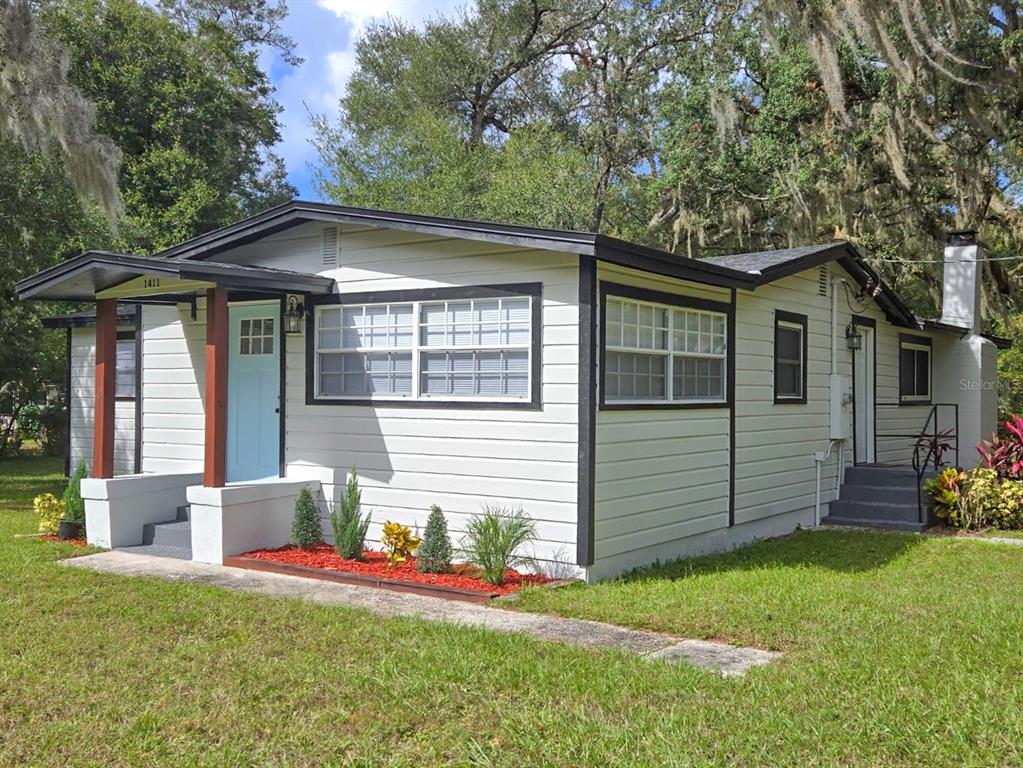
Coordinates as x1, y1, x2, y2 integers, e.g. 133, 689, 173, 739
204, 287, 228, 487
92, 299, 117, 478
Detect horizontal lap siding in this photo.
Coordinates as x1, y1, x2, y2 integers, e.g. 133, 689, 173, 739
592, 263, 731, 562
221, 223, 581, 562
733, 270, 834, 525
69, 328, 136, 475
873, 320, 938, 465
140, 303, 206, 473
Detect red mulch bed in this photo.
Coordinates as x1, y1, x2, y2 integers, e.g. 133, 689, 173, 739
238, 543, 549, 595
39, 535, 88, 547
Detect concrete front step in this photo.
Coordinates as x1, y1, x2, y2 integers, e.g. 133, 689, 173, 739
118, 544, 193, 560
142, 519, 192, 549
836, 484, 925, 506
176, 504, 191, 522
828, 499, 927, 524
820, 515, 929, 533
844, 465, 936, 487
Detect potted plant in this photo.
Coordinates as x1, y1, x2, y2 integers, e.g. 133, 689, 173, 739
59, 460, 88, 540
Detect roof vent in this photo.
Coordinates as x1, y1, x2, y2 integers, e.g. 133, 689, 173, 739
817, 265, 828, 297
321, 226, 340, 267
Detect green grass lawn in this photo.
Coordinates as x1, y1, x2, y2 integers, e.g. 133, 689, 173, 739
3, 457, 1023, 767
981, 528, 1023, 540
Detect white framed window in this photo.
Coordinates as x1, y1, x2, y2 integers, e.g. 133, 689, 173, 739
899, 337, 931, 402
313, 292, 534, 402
603, 293, 728, 405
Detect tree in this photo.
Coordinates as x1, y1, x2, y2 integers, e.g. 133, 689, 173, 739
291, 486, 322, 549
416, 505, 453, 573
39, 0, 296, 253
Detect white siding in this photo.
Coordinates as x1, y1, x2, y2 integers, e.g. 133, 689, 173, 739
140, 302, 206, 474
593, 263, 732, 563
68, 327, 136, 476
218, 223, 581, 562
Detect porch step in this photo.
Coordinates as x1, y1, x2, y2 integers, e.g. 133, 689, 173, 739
176, 504, 191, 522
819, 516, 929, 533
141, 519, 192, 552
825, 464, 936, 531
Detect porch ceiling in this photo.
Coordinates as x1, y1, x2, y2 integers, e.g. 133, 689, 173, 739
16, 250, 335, 302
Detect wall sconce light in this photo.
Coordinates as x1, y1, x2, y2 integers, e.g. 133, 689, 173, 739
284, 294, 305, 334
845, 323, 863, 351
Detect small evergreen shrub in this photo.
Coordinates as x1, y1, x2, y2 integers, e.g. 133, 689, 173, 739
416, 504, 452, 573
34, 493, 64, 535
459, 505, 536, 586
291, 485, 322, 549
380, 521, 421, 567
329, 468, 371, 560
62, 460, 88, 526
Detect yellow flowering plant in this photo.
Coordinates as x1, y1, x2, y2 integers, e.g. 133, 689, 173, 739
34, 493, 65, 535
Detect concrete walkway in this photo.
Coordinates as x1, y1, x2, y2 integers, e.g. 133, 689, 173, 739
63, 550, 780, 677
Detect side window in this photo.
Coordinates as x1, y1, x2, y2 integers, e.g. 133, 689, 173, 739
774, 311, 807, 403
899, 335, 931, 402
115, 331, 136, 399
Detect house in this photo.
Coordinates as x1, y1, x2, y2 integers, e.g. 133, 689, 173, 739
17, 202, 1005, 581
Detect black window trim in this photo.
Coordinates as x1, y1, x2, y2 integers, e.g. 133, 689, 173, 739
598, 281, 734, 411
898, 333, 932, 405
304, 283, 543, 410
114, 329, 138, 402
773, 310, 808, 405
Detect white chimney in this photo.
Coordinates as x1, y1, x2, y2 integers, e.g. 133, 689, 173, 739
940, 229, 982, 332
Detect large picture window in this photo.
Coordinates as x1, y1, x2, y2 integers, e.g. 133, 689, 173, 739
310, 285, 539, 407
601, 287, 729, 407
773, 311, 807, 404
899, 335, 931, 402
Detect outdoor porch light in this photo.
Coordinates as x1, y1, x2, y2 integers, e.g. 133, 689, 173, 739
284, 294, 305, 334
845, 323, 863, 351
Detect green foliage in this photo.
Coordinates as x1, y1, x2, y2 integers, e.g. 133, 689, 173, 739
33, 492, 64, 535
459, 505, 536, 586
290, 486, 322, 550
416, 504, 453, 574
926, 466, 1023, 531
380, 521, 421, 568
61, 459, 88, 526
329, 468, 371, 560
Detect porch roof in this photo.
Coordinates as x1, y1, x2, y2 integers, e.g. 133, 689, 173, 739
16, 250, 335, 302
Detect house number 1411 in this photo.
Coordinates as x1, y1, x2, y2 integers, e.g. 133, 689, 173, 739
143, 277, 161, 288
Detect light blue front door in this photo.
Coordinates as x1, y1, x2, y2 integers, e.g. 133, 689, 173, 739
227, 302, 281, 482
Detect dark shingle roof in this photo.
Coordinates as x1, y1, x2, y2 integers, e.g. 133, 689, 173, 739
701, 243, 843, 275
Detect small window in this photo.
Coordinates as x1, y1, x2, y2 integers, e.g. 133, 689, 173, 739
899, 335, 931, 402
239, 317, 275, 356
602, 293, 728, 404
115, 332, 136, 399
774, 311, 807, 403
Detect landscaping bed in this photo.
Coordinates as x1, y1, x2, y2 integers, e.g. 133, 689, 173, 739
229, 543, 550, 603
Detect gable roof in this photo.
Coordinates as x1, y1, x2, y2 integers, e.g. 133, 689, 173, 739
16, 250, 335, 302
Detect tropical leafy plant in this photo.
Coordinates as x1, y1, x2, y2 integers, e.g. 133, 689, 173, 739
967, 468, 1023, 530
416, 505, 453, 574
914, 428, 956, 470
380, 521, 421, 568
291, 485, 322, 550
61, 459, 87, 526
978, 415, 1023, 481
925, 468, 971, 529
329, 468, 371, 560
34, 492, 64, 535
459, 505, 536, 586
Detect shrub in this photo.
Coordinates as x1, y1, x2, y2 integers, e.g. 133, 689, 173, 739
978, 414, 1023, 480
416, 505, 452, 573
967, 468, 1023, 530
61, 460, 88, 526
459, 505, 536, 586
381, 521, 421, 568
925, 467, 972, 529
329, 468, 371, 560
291, 486, 322, 549
34, 493, 64, 535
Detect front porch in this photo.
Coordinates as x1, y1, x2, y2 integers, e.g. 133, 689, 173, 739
16, 250, 335, 562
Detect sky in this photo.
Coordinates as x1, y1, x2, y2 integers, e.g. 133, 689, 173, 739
264, 0, 464, 199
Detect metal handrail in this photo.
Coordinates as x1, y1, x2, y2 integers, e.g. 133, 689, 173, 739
908, 403, 960, 525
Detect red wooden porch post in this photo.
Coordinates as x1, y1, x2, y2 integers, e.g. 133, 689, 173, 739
92, 299, 117, 479
204, 287, 229, 487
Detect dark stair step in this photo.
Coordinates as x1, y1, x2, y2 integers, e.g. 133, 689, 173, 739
844, 465, 937, 488
828, 499, 927, 524
820, 516, 929, 533
176, 504, 191, 522
142, 519, 192, 550
836, 484, 924, 506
